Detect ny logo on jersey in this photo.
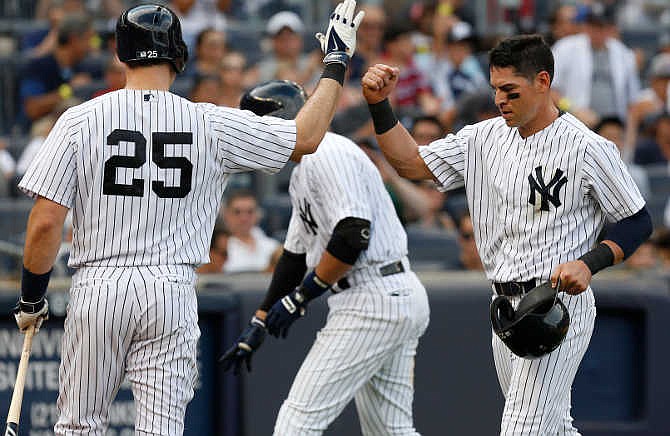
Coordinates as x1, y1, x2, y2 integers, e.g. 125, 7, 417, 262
528, 166, 568, 211
298, 199, 318, 236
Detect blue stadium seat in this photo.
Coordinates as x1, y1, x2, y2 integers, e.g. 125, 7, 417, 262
406, 226, 461, 270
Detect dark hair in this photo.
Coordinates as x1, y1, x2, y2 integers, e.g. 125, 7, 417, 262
224, 189, 257, 207
383, 21, 414, 45
488, 34, 554, 83
210, 226, 231, 250
594, 116, 624, 133
57, 13, 92, 46
411, 115, 445, 135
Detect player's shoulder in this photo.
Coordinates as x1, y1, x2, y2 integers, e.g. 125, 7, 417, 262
460, 116, 508, 139
555, 112, 617, 153
303, 132, 367, 166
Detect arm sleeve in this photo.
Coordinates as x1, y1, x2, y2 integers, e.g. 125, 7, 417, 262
582, 139, 646, 221
18, 112, 77, 207
417, 125, 470, 192
205, 105, 296, 175
259, 249, 307, 311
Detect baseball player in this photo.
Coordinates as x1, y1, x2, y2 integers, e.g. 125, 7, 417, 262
12, 2, 364, 434
219, 80, 430, 436
361, 34, 652, 435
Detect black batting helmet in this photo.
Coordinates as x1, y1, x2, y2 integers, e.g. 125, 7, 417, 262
116, 4, 188, 74
240, 80, 307, 120
490, 281, 570, 359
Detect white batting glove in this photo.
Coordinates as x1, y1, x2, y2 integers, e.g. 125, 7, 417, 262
315, 0, 365, 66
13, 297, 49, 333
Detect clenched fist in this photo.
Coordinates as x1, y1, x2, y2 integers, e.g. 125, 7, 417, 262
361, 64, 401, 104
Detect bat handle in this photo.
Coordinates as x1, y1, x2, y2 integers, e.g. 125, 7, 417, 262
5, 325, 36, 434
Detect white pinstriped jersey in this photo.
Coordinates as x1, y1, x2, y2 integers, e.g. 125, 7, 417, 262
283, 132, 407, 267
19, 89, 296, 268
419, 112, 645, 282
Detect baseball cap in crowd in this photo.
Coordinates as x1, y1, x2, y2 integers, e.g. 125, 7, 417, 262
266, 11, 304, 36
649, 53, 670, 79
578, 2, 616, 26
447, 21, 475, 44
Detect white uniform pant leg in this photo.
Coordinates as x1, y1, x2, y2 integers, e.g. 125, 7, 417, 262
494, 290, 596, 436
55, 269, 136, 435
125, 269, 200, 436
355, 338, 421, 436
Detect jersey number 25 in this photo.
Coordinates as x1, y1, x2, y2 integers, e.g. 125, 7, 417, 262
103, 129, 193, 198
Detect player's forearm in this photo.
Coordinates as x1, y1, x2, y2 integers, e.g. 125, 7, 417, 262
23, 197, 68, 274
292, 72, 343, 160
314, 251, 353, 284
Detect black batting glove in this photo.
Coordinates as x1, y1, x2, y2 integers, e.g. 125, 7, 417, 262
218, 316, 267, 374
265, 290, 307, 339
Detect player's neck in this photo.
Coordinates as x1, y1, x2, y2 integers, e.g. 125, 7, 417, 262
517, 103, 560, 138
124, 65, 175, 91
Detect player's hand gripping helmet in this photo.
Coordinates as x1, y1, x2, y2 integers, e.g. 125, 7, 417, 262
240, 80, 307, 120
490, 281, 570, 359
116, 4, 188, 74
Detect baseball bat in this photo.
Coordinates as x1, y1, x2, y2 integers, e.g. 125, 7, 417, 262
4, 325, 36, 436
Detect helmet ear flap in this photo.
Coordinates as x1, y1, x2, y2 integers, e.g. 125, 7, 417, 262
490, 296, 515, 333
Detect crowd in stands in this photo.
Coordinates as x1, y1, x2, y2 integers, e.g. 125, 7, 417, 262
1, 0, 670, 278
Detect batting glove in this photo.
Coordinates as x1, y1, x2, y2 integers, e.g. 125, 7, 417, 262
315, 0, 365, 66
265, 290, 308, 338
219, 316, 267, 374
13, 297, 49, 333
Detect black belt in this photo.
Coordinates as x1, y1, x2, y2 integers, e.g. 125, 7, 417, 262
493, 279, 537, 297
335, 260, 405, 291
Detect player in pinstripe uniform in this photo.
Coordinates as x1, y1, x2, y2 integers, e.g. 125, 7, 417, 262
361, 35, 652, 435
220, 80, 430, 436
11, 2, 365, 434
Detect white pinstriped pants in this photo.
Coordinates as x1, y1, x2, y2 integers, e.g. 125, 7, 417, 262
492, 288, 596, 436
274, 269, 430, 436
54, 266, 200, 435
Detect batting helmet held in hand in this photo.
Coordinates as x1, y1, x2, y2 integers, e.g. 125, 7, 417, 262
490, 281, 570, 359
116, 4, 188, 74
240, 80, 307, 120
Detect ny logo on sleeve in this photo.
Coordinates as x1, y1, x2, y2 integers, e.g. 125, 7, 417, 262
528, 166, 568, 211
298, 198, 319, 235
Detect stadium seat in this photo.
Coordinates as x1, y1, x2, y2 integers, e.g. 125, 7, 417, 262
406, 226, 461, 270
259, 194, 292, 237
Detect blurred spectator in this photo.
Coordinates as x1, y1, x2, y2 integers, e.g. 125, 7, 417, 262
650, 227, 670, 271
24, 0, 86, 56
626, 53, 670, 151
453, 89, 498, 130
187, 28, 227, 77
91, 56, 126, 98
170, 0, 227, 51
456, 210, 483, 271
190, 74, 222, 104
256, 11, 321, 86
411, 179, 455, 231
219, 51, 248, 107
16, 116, 57, 177
552, 3, 640, 124
222, 189, 281, 273
594, 117, 650, 199
35, 0, 124, 20
623, 240, 658, 271
197, 226, 230, 274
0, 138, 16, 197
428, 21, 488, 128
381, 21, 440, 117
666, 199, 670, 228
658, 32, 670, 56
634, 112, 670, 166
411, 115, 445, 145
20, 13, 95, 122
348, 4, 386, 82
546, 4, 578, 46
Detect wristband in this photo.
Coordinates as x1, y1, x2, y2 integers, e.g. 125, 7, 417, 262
21, 266, 52, 303
320, 63, 346, 86
578, 243, 614, 275
58, 83, 73, 100
250, 316, 266, 328
368, 99, 399, 135
298, 270, 331, 301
